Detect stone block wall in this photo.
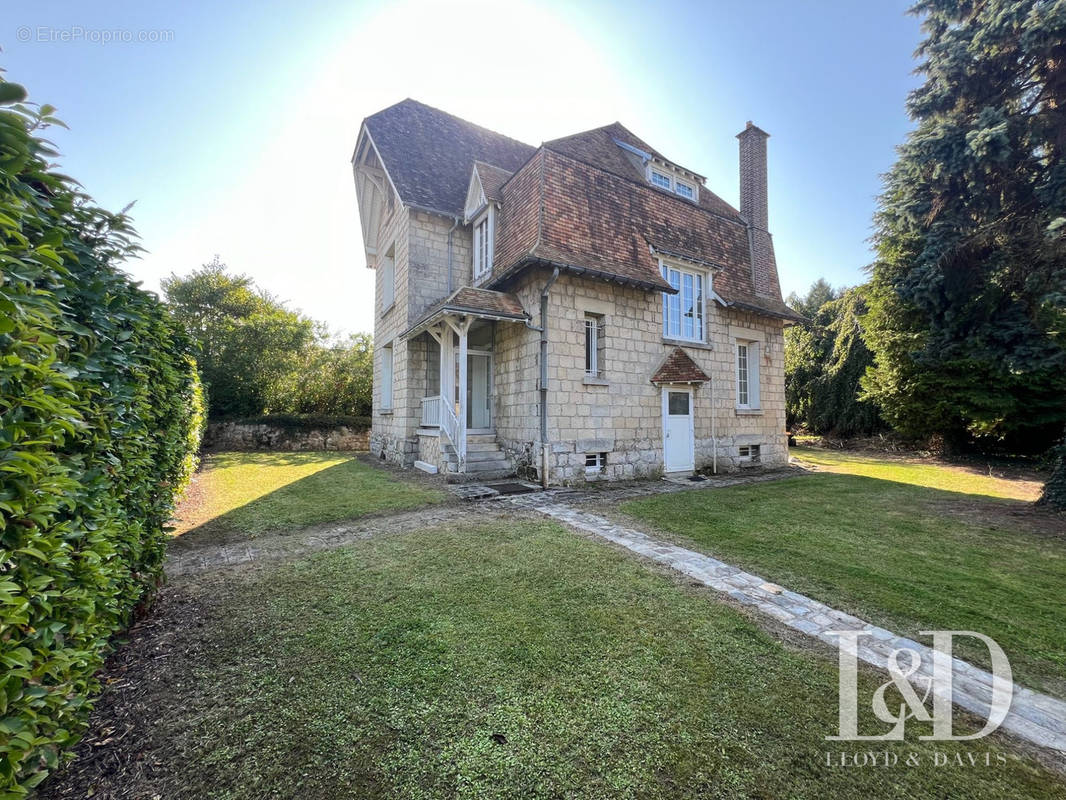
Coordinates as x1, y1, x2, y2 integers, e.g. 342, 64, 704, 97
204, 422, 370, 452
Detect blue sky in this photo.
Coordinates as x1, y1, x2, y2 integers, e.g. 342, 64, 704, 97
4, 0, 922, 334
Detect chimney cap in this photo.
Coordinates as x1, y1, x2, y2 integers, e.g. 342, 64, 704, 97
737, 120, 770, 139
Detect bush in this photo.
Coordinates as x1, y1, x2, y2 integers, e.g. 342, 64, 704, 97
0, 81, 204, 795
264, 333, 373, 417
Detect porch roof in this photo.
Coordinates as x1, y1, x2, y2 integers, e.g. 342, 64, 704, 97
401, 286, 530, 340
651, 347, 710, 385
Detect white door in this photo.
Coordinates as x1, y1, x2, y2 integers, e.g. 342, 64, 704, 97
466, 352, 492, 430
662, 388, 694, 472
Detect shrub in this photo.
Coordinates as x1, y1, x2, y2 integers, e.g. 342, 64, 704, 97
265, 333, 373, 417
0, 80, 204, 795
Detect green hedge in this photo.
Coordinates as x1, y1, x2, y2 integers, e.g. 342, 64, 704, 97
0, 82, 205, 796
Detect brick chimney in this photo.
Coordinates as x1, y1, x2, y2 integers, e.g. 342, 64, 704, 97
736, 121, 778, 297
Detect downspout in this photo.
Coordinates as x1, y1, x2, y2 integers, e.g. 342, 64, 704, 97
711, 371, 718, 475
539, 267, 560, 488
446, 216, 460, 293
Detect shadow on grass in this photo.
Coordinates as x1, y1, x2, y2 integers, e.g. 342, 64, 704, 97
173, 453, 445, 547
622, 471, 1066, 696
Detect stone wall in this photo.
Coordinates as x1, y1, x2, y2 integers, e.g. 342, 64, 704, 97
493, 271, 789, 485
204, 422, 369, 452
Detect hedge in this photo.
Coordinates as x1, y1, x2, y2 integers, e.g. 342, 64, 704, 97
0, 81, 205, 795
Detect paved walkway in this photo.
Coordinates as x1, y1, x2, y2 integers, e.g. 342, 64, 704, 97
529, 500, 1066, 756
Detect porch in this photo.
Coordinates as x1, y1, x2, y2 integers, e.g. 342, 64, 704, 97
402, 287, 529, 475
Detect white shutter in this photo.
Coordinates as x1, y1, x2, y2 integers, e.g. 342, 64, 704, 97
381, 345, 394, 409
750, 342, 761, 410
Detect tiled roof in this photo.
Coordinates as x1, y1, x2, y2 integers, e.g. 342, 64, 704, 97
363, 101, 799, 322
544, 123, 741, 221
473, 161, 513, 203
651, 348, 710, 384
363, 99, 535, 216
402, 286, 528, 338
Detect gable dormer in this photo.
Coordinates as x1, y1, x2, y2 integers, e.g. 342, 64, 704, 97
465, 161, 513, 282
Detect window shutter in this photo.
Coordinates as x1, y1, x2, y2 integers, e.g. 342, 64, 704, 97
750, 342, 761, 409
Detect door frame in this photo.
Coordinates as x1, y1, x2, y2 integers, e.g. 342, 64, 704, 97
661, 386, 695, 472
466, 348, 494, 433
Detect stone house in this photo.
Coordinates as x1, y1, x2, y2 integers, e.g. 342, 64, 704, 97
352, 99, 803, 484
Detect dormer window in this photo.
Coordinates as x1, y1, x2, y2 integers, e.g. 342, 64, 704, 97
472, 207, 494, 280
646, 164, 698, 201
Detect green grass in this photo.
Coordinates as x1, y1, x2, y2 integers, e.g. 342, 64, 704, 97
791, 445, 1041, 500
173, 452, 445, 539
135, 522, 1059, 799
622, 451, 1066, 695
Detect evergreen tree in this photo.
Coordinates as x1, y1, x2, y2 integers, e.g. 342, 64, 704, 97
786, 284, 882, 436
862, 0, 1066, 453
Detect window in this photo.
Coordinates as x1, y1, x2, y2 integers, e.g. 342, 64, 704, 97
650, 169, 672, 189
472, 208, 494, 279
584, 313, 605, 378
647, 166, 698, 201
661, 263, 705, 342
585, 452, 607, 473
668, 391, 690, 416
736, 340, 761, 409
381, 245, 395, 310
738, 444, 761, 463
674, 179, 695, 200
381, 344, 394, 410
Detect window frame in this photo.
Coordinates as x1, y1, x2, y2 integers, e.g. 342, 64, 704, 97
380, 243, 396, 312
380, 343, 394, 411
660, 260, 707, 343
584, 313, 605, 378
735, 338, 761, 410
584, 452, 607, 473
645, 164, 699, 202
472, 207, 495, 280
738, 444, 761, 463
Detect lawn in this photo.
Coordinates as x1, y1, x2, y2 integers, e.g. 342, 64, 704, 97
792, 445, 1044, 500
172, 451, 446, 539
38, 520, 1062, 799
622, 447, 1066, 696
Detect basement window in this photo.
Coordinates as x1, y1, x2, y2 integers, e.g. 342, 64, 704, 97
585, 452, 607, 473
738, 445, 761, 463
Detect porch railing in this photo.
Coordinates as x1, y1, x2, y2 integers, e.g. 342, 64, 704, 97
420, 395, 440, 427
439, 396, 464, 470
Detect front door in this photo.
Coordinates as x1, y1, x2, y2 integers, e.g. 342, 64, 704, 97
466, 352, 492, 430
662, 387, 694, 472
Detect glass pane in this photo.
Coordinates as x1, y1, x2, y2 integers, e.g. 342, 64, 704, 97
695, 275, 703, 339
585, 320, 593, 374
682, 273, 694, 339
668, 392, 689, 415
669, 292, 681, 337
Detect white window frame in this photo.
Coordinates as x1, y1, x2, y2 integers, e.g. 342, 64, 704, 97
380, 343, 394, 410
584, 452, 607, 473
660, 260, 706, 343
646, 164, 698, 202
472, 207, 494, 280
584, 313, 605, 378
735, 339, 761, 410
649, 168, 672, 189
381, 244, 395, 311
674, 178, 696, 200
738, 444, 761, 463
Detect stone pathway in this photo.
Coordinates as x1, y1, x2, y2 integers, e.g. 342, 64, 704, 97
531, 501, 1066, 756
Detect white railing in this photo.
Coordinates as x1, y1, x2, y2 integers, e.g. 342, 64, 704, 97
439, 396, 464, 470
421, 395, 441, 427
